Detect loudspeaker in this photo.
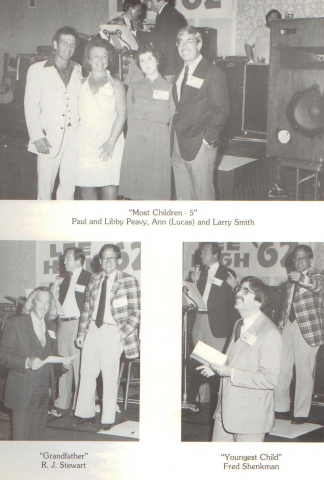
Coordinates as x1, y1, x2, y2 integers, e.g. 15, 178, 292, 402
196, 27, 217, 63
243, 64, 269, 134
268, 18, 324, 162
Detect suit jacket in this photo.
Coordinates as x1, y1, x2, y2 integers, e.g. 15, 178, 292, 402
78, 270, 141, 359
0, 315, 58, 410
137, 4, 186, 75
197, 264, 238, 339
107, 14, 142, 31
172, 57, 229, 161
59, 268, 92, 315
218, 313, 283, 435
24, 59, 82, 158
279, 266, 324, 347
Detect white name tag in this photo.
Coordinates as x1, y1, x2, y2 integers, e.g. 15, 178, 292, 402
153, 89, 170, 100
75, 284, 86, 293
241, 332, 257, 346
113, 296, 128, 308
186, 76, 204, 89
211, 277, 223, 287
48, 330, 56, 340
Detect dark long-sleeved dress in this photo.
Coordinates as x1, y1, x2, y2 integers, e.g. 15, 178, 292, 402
119, 75, 173, 200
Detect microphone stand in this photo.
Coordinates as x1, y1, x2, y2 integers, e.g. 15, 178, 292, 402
182, 286, 199, 413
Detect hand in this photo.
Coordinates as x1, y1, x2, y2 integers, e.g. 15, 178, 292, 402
75, 336, 85, 348
34, 137, 52, 155
27, 357, 45, 370
288, 271, 302, 282
99, 138, 115, 161
209, 363, 232, 377
191, 270, 201, 283
196, 365, 215, 377
226, 272, 239, 290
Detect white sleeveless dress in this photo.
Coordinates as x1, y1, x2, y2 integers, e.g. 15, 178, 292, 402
76, 72, 125, 187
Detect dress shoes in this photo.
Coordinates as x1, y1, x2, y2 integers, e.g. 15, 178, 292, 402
291, 417, 308, 425
72, 416, 96, 427
275, 411, 290, 420
98, 424, 113, 432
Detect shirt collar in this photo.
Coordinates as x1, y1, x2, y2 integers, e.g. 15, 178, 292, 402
44, 56, 76, 69
158, 2, 168, 14
71, 266, 83, 279
242, 311, 261, 330
184, 54, 203, 76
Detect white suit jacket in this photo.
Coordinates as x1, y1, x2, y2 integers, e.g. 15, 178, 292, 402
24, 60, 82, 158
217, 312, 283, 435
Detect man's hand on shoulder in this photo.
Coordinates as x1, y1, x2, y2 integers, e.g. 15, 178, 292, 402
34, 137, 52, 155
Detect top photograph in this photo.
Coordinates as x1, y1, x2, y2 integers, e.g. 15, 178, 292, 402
1, 0, 324, 201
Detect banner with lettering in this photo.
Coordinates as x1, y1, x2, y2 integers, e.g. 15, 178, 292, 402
36, 241, 141, 287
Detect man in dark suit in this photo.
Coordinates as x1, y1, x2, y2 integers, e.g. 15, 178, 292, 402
172, 26, 229, 200
108, 0, 143, 34
54, 247, 91, 411
275, 245, 324, 424
0, 287, 59, 440
137, 0, 186, 78
191, 242, 238, 402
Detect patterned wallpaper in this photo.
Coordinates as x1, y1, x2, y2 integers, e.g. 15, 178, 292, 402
235, 0, 324, 56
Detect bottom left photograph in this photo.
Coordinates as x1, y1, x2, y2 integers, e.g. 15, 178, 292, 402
0, 240, 141, 442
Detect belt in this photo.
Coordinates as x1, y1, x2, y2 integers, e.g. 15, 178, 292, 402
91, 320, 117, 326
60, 316, 79, 321
197, 310, 208, 314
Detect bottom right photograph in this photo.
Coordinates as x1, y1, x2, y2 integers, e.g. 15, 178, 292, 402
182, 242, 324, 443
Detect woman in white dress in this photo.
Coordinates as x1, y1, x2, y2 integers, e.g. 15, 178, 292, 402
76, 38, 126, 200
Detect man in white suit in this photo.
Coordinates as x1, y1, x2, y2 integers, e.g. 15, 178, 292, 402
198, 276, 283, 442
24, 26, 82, 200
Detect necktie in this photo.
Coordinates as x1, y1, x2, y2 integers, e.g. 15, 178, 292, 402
180, 65, 189, 98
96, 276, 108, 328
130, 20, 135, 31
234, 319, 244, 342
198, 266, 209, 295
289, 283, 297, 323
39, 320, 46, 347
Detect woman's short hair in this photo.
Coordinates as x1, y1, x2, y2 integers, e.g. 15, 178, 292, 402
176, 26, 202, 44
23, 287, 58, 320
83, 37, 117, 73
240, 276, 269, 309
135, 44, 162, 69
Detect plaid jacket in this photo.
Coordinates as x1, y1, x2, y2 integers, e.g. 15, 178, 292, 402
78, 270, 141, 358
279, 266, 324, 347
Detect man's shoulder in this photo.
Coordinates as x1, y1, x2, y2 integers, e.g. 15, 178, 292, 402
258, 313, 281, 335
79, 269, 92, 281
107, 14, 125, 25
28, 59, 48, 73
309, 266, 324, 276
117, 270, 139, 286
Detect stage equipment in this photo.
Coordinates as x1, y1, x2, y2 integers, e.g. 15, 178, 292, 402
268, 17, 324, 163
242, 64, 269, 135
182, 286, 199, 413
196, 27, 217, 63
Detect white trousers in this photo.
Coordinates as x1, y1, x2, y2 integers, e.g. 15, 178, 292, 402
212, 408, 265, 442
75, 322, 123, 424
55, 319, 80, 410
274, 319, 318, 417
37, 126, 78, 200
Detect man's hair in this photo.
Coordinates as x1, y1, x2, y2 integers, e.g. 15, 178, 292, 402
176, 26, 202, 44
99, 244, 121, 259
240, 276, 269, 309
265, 9, 282, 22
293, 244, 313, 259
136, 44, 162, 69
83, 37, 117, 73
23, 287, 58, 319
122, 0, 142, 12
64, 247, 86, 265
201, 242, 221, 259
52, 26, 80, 46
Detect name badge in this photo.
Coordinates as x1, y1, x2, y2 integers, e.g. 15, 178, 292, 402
75, 284, 86, 293
113, 296, 128, 308
48, 330, 56, 340
211, 277, 223, 287
241, 332, 257, 346
153, 89, 170, 100
186, 76, 204, 89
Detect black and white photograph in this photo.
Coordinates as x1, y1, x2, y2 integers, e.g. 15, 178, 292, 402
1, 0, 324, 201
0, 240, 141, 441
182, 242, 324, 442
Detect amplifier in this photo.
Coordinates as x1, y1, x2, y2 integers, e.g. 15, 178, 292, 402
196, 27, 217, 63
0, 303, 16, 320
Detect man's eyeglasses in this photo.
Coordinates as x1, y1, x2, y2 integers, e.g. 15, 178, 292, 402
235, 286, 254, 296
293, 256, 310, 263
101, 256, 118, 263
176, 39, 198, 48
